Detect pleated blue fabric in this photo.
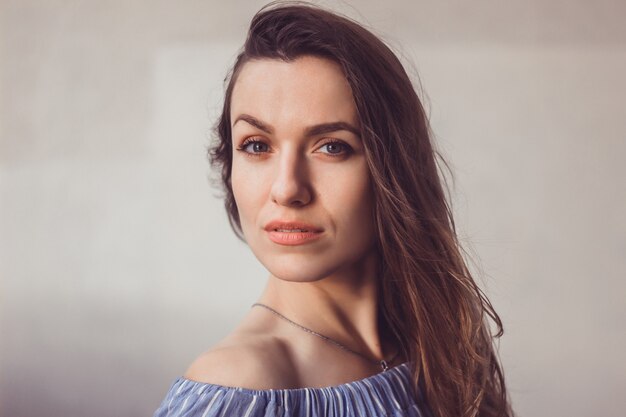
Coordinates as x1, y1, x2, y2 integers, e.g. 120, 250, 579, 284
152, 361, 433, 417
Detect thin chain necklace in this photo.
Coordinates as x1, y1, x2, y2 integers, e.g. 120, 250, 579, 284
251, 302, 399, 371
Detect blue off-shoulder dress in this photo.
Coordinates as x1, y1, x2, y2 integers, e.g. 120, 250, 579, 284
152, 361, 432, 417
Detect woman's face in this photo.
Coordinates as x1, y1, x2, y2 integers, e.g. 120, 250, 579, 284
230, 55, 377, 283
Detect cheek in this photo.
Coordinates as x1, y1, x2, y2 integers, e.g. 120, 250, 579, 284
321, 164, 374, 232
231, 162, 267, 232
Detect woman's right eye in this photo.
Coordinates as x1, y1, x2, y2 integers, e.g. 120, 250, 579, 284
237, 139, 269, 156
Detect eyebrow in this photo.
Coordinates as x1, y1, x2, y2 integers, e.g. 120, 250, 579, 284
232, 114, 361, 138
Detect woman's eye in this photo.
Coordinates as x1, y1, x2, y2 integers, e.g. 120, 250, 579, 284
318, 140, 351, 156
238, 139, 269, 155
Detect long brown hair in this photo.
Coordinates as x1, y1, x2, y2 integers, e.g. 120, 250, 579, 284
208, 2, 514, 416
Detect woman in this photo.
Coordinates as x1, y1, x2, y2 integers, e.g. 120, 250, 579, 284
153, 2, 513, 417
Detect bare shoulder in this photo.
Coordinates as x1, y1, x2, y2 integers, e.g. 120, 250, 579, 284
183, 335, 299, 390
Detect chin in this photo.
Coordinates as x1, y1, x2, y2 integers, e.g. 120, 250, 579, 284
261, 256, 338, 283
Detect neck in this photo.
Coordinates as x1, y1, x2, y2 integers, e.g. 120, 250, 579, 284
255, 249, 397, 362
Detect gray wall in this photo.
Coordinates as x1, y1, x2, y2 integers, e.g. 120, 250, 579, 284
1, 1, 624, 416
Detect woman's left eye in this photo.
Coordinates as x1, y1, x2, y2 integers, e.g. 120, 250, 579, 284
317, 140, 352, 156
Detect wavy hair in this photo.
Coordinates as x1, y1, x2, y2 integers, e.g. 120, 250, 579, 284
208, 2, 514, 417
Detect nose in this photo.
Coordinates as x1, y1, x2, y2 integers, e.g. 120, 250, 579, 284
269, 148, 312, 207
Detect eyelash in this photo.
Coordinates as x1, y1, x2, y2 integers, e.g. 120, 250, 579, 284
236, 137, 353, 158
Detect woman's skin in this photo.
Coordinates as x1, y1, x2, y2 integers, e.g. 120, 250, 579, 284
184, 55, 403, 389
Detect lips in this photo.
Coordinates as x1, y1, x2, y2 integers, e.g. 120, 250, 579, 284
264, 220, 323, 233
264, 220, 324, 246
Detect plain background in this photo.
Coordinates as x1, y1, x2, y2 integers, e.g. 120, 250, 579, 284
1, 1, 625, 416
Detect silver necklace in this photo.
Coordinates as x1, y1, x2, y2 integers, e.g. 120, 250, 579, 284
251, 302, 399, 371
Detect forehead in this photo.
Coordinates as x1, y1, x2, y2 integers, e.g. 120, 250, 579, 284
230, 56, 358, 127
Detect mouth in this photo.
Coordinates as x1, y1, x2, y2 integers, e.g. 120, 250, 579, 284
264, 220, 323, 233
266, 228, 324, 246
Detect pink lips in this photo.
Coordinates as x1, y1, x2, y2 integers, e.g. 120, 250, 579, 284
264, 220, 324, 246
